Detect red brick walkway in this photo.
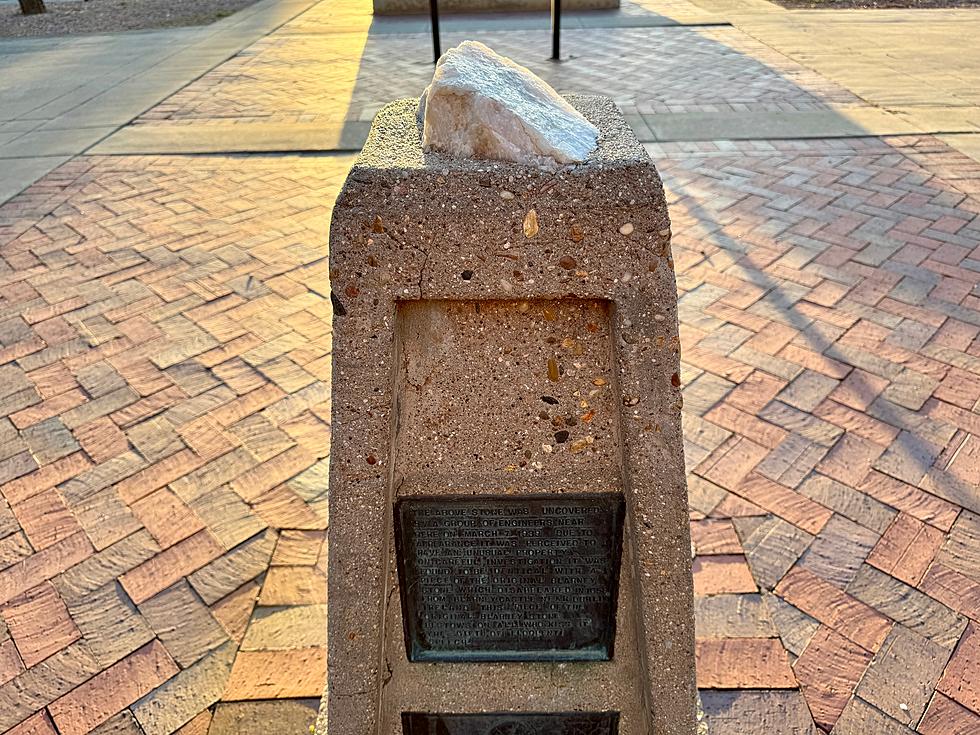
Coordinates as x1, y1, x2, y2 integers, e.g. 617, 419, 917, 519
1, 1, 980, 734
662, 135, 980, 734
0, 154, 350, 735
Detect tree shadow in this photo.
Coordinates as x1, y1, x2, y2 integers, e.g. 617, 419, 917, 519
146, 1, 980, 732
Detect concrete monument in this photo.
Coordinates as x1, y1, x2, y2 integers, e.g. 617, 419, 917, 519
324, 43, 695, 735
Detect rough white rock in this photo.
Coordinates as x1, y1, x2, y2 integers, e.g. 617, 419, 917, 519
418, 41, 599, 165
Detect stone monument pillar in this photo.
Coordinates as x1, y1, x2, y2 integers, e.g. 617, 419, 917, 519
325, 87, 696, 734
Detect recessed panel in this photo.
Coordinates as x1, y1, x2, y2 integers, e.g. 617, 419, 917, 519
393, 299, 622, 491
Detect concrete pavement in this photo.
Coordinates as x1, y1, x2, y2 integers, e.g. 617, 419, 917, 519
5, 0, 980, 187
652, 0, 980, 155
0, 0, 318, 203
83, 0, 980, 164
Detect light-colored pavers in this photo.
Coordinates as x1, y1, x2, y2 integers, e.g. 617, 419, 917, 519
664, 1, 980, 158
104, 0, 980, 159
91, 120, 372, 154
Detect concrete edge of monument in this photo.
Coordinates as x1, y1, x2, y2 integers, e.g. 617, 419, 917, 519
354, 95, 646, 173
322, 92, 697, 735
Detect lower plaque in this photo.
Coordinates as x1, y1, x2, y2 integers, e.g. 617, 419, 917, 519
402, 712, 619, 735
395, 494, 624, 662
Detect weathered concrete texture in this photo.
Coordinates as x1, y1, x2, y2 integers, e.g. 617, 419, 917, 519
375, 0, 617, 14
327, 95, 694, 734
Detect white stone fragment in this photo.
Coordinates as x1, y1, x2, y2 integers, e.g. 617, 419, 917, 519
418, 41, 599, 165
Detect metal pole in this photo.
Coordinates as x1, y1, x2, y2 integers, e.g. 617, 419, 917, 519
551, 0, 560, 60
430, 0, 441, 64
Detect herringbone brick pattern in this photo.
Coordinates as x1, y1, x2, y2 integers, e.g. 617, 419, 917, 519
662, 135, 980, 734
0, 154, 351, 735
2, 0, 980, 731
1, 135, 978, 734
135, 24, 859, 128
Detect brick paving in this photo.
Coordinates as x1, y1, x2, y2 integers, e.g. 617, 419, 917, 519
0, 153, 349, 735
663, 134, 980, 733
1, 0, 980, 733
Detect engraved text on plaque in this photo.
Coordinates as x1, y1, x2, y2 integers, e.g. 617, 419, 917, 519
395, 494, 624, 662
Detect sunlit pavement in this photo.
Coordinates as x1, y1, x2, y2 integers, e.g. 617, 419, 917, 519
1, 0, 980, 733
0, 0, 319, 204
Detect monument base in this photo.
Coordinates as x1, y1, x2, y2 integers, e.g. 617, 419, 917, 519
325, 95, 696, 735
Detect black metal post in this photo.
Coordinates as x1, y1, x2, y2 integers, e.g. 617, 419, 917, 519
551, 0, 560, 60
430, 0, 441, 64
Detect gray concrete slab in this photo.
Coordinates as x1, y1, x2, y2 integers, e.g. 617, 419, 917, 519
0, 156, 71, 204
892, 106, 980, 135
0, 126, 117, 158
938, 133, 980, 164
643, 108, 923, 142
0, 0, 318, 203
91, 104, 946, 156
91, 121, 373, 155
0, 120, 42, 133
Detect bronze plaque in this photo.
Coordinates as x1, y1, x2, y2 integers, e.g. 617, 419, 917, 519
395, 494, 624, 662
402, 712, 619, 735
